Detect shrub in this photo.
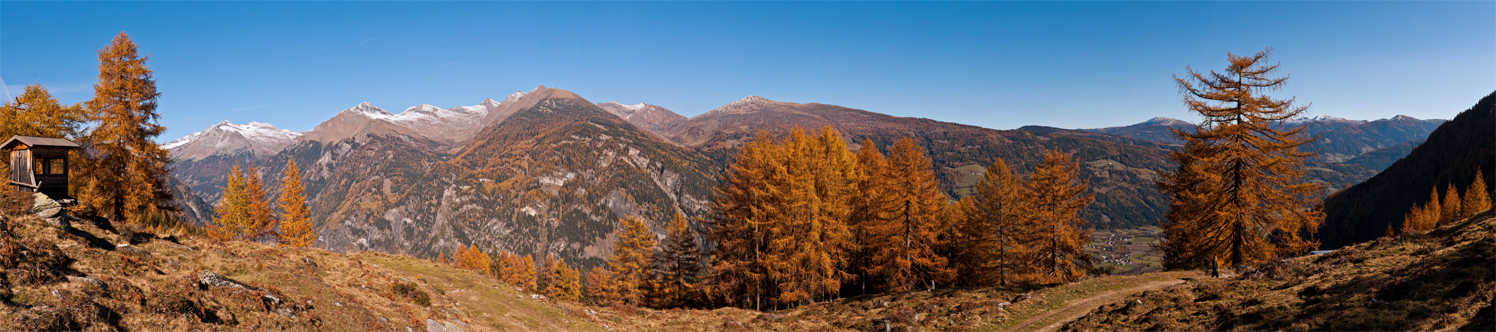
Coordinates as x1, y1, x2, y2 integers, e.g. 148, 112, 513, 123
392, 282, 430, 306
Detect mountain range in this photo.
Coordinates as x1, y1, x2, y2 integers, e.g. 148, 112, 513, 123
164, 85, 1449, 266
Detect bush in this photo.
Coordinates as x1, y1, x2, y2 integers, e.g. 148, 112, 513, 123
392, 282, 430, 306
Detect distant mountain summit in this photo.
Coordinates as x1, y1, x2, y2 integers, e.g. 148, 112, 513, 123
165, 120, 302, 161
1084, 117, 1196, 145
300, 99, 503, 145
595, 102, 687, 138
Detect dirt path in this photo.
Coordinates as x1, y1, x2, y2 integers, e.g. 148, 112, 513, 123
1007, 279, 1187, 332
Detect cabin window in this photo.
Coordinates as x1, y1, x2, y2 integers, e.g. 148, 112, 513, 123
48, 158, 65, 175
34, 158, 65, 175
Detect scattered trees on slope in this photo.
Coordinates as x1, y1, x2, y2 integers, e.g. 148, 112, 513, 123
1401, 170, 1494, 233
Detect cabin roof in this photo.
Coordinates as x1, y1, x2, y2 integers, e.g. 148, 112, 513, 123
2, 136, 80, 150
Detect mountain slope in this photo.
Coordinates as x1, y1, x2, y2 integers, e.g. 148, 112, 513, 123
0, 212, 603, 331
229, 87, 720, 270
1319, 91, 1496, 249
1064, 209, 1496, 331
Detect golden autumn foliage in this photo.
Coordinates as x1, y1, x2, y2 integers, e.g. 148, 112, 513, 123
1440, 185, 1462, 227
1464, 171, 1493, 217
584, 266, 618, 306
868, 137, 953, 292
206, 165, 251, 241
609, 215, 658, 306
0, 84, 84, 140
243, 165, 277, 241
455, 244, 493, 273
542, 256, 583, 302
1158, 48, 1324, 268
848, 138, 893, 294
277, 159, 315, 247
1021, 150, 1095, 283
495, 251, 537, 291
1402, 171, 1494, 234
959, 158, 1029, 286
75, 32, 176, 224
710, 126, 864, 309
1403, 189, 1442, 233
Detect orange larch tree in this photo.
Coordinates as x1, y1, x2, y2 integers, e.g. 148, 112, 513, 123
1464, 171, 1492, 217
1021, 149, 1095, 283
869, 137, 953, 292
1159, 48, 1324, 267
77, 32, 176, 224
243, 165, 278, 241
610, 216, 658, 306
709, 131, 780, 310
1440, 184, 1462, 226
847, 138, 894, 295
277, 159, 315, 247
207, 165, 251, 241
963, 158, 1030, 286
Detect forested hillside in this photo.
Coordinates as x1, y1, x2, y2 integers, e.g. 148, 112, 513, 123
1319, 91, 1495, 249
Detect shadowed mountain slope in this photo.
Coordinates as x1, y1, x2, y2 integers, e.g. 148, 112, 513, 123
1318, 91, 1496, 249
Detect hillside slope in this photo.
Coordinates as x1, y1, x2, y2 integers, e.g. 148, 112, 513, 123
0, 212, 601, 331
1063, 209, 1496, 331
1320, 91, 1496, 249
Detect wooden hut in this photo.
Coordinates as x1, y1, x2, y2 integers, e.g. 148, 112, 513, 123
4, 136, 80, 199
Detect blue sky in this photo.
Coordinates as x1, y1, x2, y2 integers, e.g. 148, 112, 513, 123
3, 1, 1492, 142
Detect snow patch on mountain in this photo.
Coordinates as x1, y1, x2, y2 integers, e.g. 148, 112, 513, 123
165, 120, 302, 150
705, 96, 775, 115
1286, 115, 1367, 125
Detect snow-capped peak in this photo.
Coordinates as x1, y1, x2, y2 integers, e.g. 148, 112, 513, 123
1391, 115, 1418, 121
1142, 116, 1188, 126
345, 102, 395, 120
404, 104, 443, 115
162, 132, 204, 150
480, 98, 502, 108
706, 96, 775, 115
1286, 115, 1364, 124
163, 120, 302, 151
504, 91, 527, 104
603, 101, 650, 112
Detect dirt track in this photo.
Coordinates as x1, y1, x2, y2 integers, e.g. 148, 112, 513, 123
1006, 279, 1187, 332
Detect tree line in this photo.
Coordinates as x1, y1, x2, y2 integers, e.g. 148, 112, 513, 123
436, 126, 1100, 310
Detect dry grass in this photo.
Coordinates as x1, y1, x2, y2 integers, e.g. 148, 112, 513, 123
1063, 210, 1496, 331
0, 212, 605, 331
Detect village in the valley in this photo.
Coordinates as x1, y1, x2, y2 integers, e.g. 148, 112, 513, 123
1087, 226, 1165, 274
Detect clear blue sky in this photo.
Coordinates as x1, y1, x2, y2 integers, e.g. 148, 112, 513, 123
3, 1, 1492, 142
